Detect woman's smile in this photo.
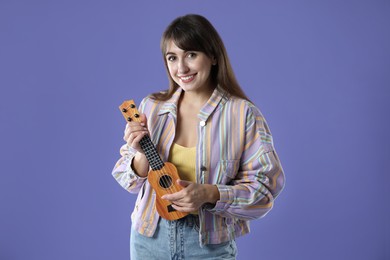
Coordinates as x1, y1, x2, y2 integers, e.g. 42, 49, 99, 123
178, 73, 197, 83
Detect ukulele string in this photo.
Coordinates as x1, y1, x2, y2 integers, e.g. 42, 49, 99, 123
154, 159, 182, 217
155, 158, 177, 194
144, 137, 176, 195
156, 165, 179, 219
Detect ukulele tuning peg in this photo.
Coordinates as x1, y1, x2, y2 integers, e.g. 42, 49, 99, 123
134, 114, 139, 118
122, 108, 128, 113
130, 104, 136, 108
127, 117, 132, 122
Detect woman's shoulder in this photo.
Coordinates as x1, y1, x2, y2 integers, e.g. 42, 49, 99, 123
226, 95, 273, 147
139, 91, 172, 114
141, 89, 170, 105
225, 94, 263, 117
140, 94, 160, 106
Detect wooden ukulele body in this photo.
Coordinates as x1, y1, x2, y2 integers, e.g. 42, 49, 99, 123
147, 162, 188, 220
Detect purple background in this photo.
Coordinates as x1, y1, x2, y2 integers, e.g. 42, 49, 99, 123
1, 1, 389, 259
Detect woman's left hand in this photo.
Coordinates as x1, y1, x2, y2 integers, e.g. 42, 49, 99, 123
161, 180, 220, 212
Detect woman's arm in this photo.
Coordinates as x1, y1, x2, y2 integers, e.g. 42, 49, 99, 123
161, 181, 220, 212
208, 103, 285, 220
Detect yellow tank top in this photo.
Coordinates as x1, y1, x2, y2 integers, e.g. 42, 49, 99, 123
168, 143, 196, 183
168, 143, 197, 214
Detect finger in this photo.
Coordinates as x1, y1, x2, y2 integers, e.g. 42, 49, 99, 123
132, 131, 148, 144
170, 200, 191, 207
161, 191, 184, 201
171, 204, 196, 213
127, 131, 147, 148
139, 113, 147, 127
125, 124, 148, 133
177, 179, 193, 188
127, 120, 145, 127
124, 125, 148, 141
125, 127, 148, 139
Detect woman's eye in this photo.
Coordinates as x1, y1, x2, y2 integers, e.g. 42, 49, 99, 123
167, 56, 176, 62
187, 52, 197, 58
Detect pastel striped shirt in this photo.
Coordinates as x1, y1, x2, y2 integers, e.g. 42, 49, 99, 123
112, 86, 285, 245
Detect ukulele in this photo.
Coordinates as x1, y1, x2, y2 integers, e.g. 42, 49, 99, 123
119, 100, 189, 221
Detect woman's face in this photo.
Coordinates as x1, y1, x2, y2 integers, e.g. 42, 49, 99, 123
165, 40, 215, 94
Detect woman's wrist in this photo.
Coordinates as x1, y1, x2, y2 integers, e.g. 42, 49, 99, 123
132, 152, 149, 177
204, 184, 220, 204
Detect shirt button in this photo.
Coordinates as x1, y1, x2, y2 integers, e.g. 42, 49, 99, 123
200, 166, 207, 172
200, 121, 206, 126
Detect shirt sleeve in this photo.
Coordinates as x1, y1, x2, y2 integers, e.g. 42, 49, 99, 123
111, 144, 148, 193
207, 103, 285, 220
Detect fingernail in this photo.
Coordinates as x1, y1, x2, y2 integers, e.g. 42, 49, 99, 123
140, 123, 145, 126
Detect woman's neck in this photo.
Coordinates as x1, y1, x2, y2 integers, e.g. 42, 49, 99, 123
180, 86, 215, 108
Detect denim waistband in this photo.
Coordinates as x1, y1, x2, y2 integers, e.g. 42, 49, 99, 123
167, 214, 199, 226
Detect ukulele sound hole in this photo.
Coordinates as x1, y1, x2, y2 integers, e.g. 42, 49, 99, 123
159, 175, 173, 189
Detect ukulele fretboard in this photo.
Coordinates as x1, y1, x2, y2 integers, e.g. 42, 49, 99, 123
139, 135, 164, 171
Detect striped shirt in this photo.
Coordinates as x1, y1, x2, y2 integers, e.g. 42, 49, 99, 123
112, 86, 285, 245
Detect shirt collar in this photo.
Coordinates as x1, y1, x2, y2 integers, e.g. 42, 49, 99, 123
157, 88, 182, 117
157, 86, 229, 121
198, 86, 229, 121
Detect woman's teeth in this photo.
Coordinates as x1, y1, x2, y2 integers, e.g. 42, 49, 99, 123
181, 75, 194, 81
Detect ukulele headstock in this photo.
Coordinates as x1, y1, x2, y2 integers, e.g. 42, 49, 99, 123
119, 100, 141, 123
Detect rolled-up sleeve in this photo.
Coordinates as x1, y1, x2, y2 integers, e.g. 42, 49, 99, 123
111, 144, 147, 193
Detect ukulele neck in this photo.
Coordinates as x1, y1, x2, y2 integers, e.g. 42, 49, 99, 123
139, 135, 164, 170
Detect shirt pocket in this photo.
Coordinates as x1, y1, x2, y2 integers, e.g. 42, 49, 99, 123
216, 159, 240, 184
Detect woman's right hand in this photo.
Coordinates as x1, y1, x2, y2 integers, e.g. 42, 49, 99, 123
123, 113, 149, 153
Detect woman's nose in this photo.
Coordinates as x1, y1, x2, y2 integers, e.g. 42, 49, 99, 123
178, 59, 190, 74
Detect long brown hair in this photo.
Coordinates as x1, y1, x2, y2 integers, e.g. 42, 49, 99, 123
151, 14, 249, 101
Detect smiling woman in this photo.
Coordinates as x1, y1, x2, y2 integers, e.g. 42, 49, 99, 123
111, 14, 285, 260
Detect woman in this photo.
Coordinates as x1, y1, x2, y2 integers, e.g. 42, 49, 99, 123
112, 14, 285, 259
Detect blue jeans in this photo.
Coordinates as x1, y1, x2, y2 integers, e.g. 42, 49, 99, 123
130, 215, 237, 260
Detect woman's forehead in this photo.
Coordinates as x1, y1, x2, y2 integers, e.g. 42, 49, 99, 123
165, 40, 186, 54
